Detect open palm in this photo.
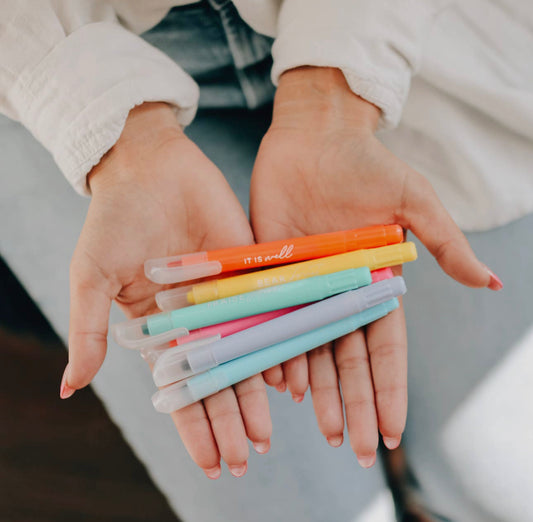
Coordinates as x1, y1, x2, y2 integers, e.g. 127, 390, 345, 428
65, 103, 271, 479
250, 68, 494, 467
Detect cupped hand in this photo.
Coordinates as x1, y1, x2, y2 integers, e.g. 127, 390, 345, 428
250, 67, 501, 467
64, 103, 271, 478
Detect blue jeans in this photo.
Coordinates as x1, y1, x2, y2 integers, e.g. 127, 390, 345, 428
142, 0, 275, 110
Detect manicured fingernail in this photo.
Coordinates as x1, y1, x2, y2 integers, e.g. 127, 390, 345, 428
59, 364, 76, 399
383, 436, 401, 450
229, 463, 247, 477
275, 382, 286, 393
204, 466, 221, 480
327, 435, 343, 448
357, 454, 376, 468
486, 267, 503, 291
292, 393, 304, 403
253, 441, 270, 454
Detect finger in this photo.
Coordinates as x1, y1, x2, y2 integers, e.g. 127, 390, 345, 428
366, 300, 407, 450
308, 343, 344, 447
402, 172, 500, 289
203, 387, 249, 477
234, 375, 272, 454
282, 354, 309, 402
335, 329, 379, 468
65, 258, 117, 396
262, 364, 286, 392
170, 403, 222, 479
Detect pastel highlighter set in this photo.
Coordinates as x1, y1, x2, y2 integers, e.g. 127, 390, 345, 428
110, 225, 417, 414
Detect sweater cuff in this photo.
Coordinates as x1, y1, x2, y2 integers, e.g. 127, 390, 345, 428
272, 0, 438, 129
8, 22, 199, 196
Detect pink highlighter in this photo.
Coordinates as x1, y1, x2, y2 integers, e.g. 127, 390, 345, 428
141, 268, 393, 363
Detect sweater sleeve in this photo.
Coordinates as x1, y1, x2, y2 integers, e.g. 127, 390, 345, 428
271, 0, 448, 129
0, 0, 199, 195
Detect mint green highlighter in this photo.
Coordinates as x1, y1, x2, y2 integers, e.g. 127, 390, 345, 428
112, 268, 372, 347
152, 298, 399, 413
147, 267, 371, 334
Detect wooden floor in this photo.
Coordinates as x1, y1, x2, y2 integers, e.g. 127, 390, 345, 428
0, 258, 179, 522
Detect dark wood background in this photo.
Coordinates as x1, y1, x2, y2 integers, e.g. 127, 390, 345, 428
0, 257, 179, 522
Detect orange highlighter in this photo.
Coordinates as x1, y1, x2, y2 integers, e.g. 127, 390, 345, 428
145, 224, 403, 284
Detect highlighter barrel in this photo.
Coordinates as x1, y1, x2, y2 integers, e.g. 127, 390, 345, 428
155, 264, 393, 312
143, 269, 392, 364
152, 298, 399, 413
112, 268, 372, 346
140, 305, 306, 364
146, 267, 372, 335
187, 242, 417, 305
152, 277, 406, 386
145, 224, 403, 284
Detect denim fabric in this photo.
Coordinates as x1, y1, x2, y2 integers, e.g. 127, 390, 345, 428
141, 0, 275, 110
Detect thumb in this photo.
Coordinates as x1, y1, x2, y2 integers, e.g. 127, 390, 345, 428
61, 258, 114, 398
401, 172, 503, 291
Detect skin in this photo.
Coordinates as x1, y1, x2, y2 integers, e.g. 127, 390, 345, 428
62, 67, 500, 478
250, 67, 496, 467
64, 103, 271, 479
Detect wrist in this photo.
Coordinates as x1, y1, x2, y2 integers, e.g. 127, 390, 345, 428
274, 67, 380, 133
88, 102, 185, 193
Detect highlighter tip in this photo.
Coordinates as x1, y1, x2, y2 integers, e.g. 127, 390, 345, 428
388, 224, 404, 244
141, 323, 149, 335
371, 267, 394, 283
404, 242, 418, 262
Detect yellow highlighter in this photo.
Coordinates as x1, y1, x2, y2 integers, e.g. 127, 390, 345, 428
165, 242, 417, 306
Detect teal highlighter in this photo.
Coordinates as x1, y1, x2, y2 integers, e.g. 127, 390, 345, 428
112, 268, 372, 345
147, 268, 371, 334
152, 298, 399, 413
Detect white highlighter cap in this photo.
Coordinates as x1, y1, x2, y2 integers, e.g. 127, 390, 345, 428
151, 334, 221, 385
155, 284, 195, 311
152, 380, 196, 413
141, 334, 221, 366
145, 252, 222, 284
110, 318, 189, 350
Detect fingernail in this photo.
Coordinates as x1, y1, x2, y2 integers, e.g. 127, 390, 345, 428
327, 435, 343, 448
59, 364, 76, 399
486, 267, 503, 291
357, 454, 376, 468
383, 436, 401, 450
275, 382, 286, 393
292, 393, 304, 403
253, 441, 270, 454
229, 463, 247, 477
204, 466, 221, 480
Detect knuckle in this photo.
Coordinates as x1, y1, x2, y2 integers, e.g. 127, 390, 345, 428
312, 344, 333, 358
207, 407, 242, 425
173, 407, 209, 430
70, 329, 107, 344
310, 383, 339, 395
375, 384, 408, 409
234, 385, 265, 404
368, 342, 404, 359
344, 395, 375, 411
336, 353, 370, 372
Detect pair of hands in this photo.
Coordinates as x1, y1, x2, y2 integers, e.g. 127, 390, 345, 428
61, 67, 499, 479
